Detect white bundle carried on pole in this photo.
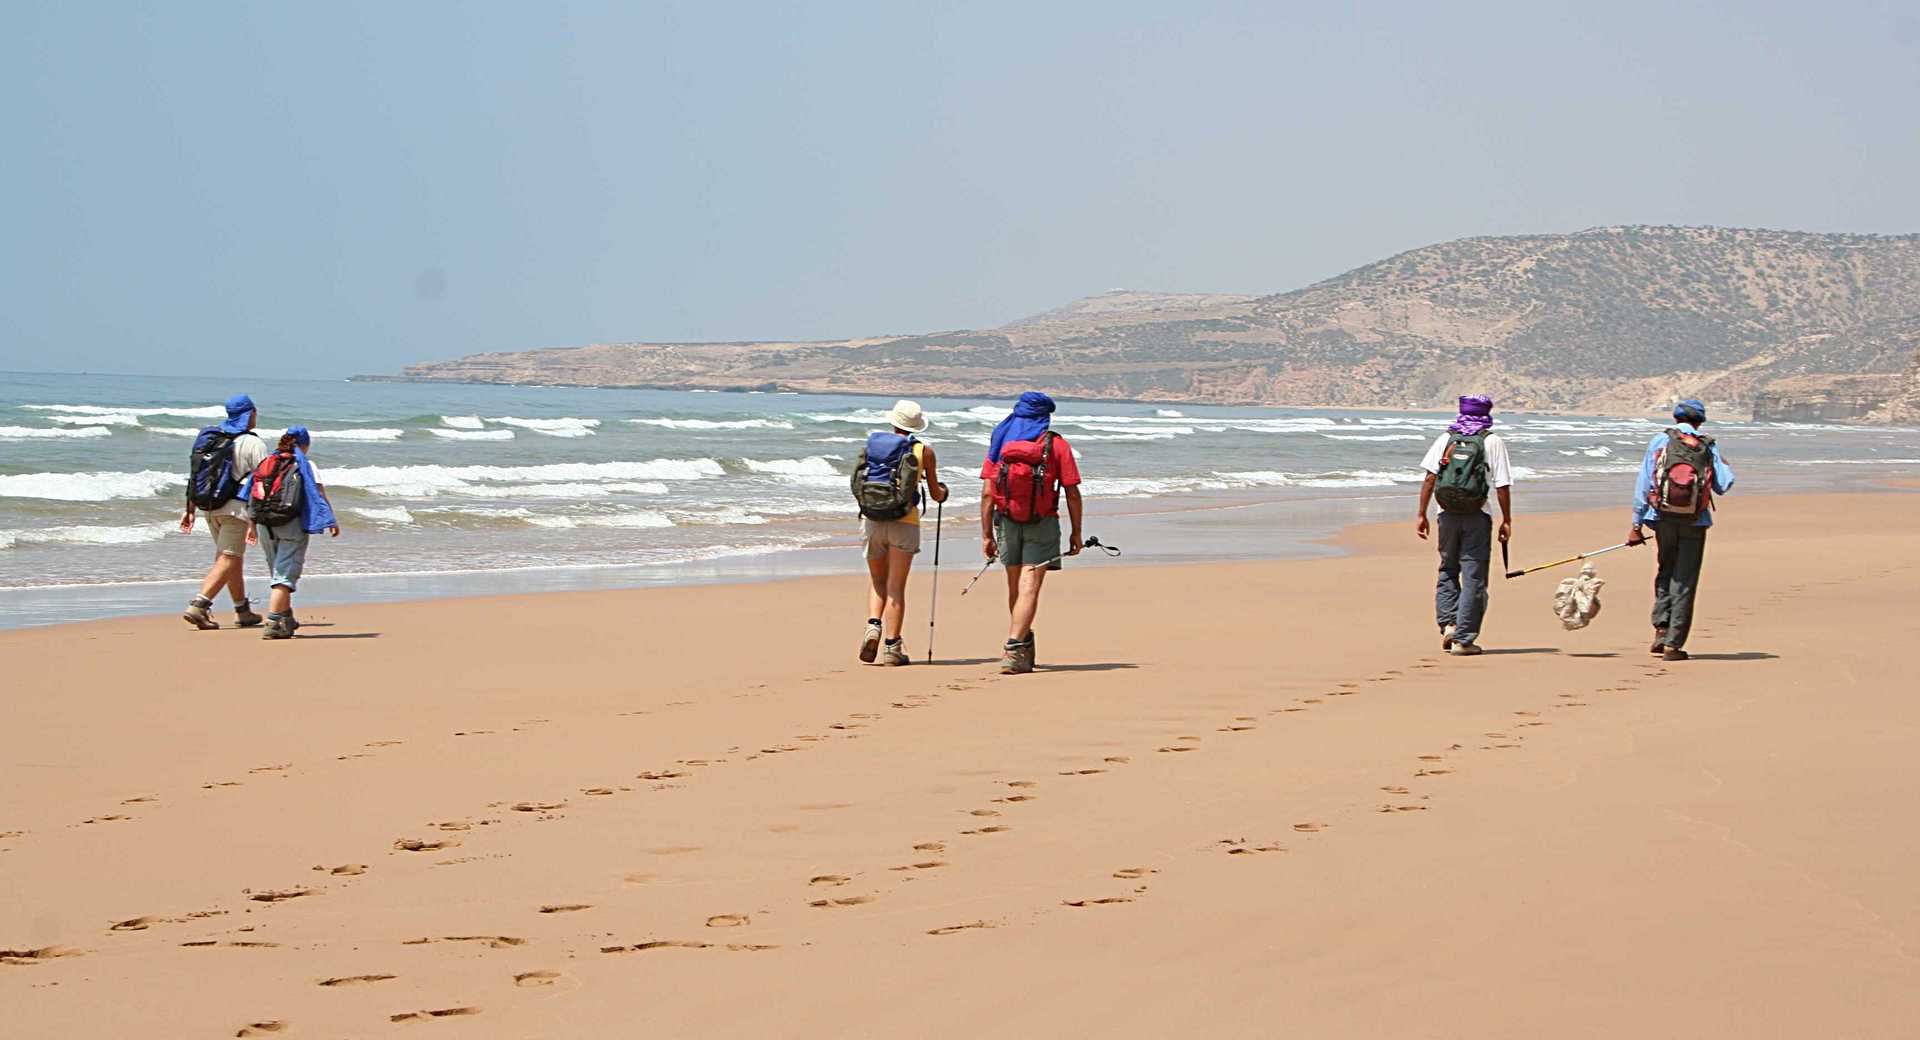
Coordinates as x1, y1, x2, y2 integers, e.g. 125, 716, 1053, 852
1553, 563, 1605, 630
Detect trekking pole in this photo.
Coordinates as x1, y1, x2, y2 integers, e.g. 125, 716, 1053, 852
960, 555, 996, 596
1033, 535, 1121, 571
1504, 539, 1643, 580
926, 499, 942, 663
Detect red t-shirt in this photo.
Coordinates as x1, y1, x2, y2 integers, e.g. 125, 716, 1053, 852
979, 433, 1082, 485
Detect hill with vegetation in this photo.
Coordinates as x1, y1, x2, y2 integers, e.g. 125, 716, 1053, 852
374, 227, 1920, 421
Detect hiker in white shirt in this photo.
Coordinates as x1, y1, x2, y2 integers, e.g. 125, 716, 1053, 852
1414, 394, 1514, 656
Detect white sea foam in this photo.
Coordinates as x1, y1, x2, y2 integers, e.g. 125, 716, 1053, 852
1155, 409, 1186, 417
0, 425, 113, 440
144, 426, 201, 437
324, 459, 724, 496
673, 506, 770, 526
23, 404, 224, 418
489, 416, 600, 437
743, 457, 840, 477
0, 522, 172, 548
440, 415, 484, 429
0, 470, 178, 501
629, 417, 796, 430
1321, 433, 1426, 442
316, 428, 405, 442
1216, 469, 1412, 489
353, 506, 416, 524
46, 413, 143, 426
429, 428, 516, 441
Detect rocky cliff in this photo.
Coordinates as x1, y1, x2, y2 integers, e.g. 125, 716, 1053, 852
374, 227, 1920, 420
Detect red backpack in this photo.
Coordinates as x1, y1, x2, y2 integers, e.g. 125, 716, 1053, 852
992, 433, 1061, 523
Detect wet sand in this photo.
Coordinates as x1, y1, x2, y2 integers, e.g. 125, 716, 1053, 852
3, 493, 1917, 1037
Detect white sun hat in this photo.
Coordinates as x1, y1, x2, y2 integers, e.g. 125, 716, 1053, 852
887, 399, 929, 433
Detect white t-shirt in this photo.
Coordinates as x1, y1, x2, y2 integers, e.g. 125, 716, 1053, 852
209, 432, 269, 520
1421, 431, 1513, 515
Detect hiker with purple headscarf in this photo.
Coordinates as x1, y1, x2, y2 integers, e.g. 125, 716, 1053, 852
1415, 395, 1515, 656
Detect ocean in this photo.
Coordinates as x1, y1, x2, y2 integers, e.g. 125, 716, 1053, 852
4, 371, 1918, 629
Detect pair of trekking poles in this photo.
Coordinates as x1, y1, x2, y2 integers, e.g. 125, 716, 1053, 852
921, 499, 1121, 662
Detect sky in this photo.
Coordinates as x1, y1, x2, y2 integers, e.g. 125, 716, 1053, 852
3, 1, 1919, 378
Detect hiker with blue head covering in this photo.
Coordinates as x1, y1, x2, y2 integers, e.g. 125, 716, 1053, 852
1416, 394, 1516, 656
978, 391, 1085, 674
1628, 399, 1736, 661
851, 400, 950, 666
179, 393, 270, 631
243, 425, 342, 640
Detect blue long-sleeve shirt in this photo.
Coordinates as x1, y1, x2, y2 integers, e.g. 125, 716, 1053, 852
1632, 429, 1735, 528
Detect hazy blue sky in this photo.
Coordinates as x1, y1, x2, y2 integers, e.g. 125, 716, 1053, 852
4, 1, 1918, 378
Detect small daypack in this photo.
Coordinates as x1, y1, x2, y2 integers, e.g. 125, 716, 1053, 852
850, 432, 921, 521
187, 428, 245, 510
1651, 427, 1716, 517
1433, 432, 1491, 514
247, 451, 305, 527
992, 433, 1061, 524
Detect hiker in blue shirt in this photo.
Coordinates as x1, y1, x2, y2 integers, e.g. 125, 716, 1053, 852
1626, 399, 1735, 661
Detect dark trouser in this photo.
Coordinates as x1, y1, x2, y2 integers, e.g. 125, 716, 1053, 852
1651, 519, 1708, 649
1435, 511, 1492, 646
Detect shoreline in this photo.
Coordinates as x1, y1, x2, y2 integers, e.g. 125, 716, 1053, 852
5, 490, 1918, 1036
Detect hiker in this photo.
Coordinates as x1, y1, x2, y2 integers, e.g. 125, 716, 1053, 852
244, 426, 341, 640
1415, 394, 1514, 656
979, 392, 1083, 674
853, 400, 949, 666
179, 394, 269, 630
1627, 399, 1735, 662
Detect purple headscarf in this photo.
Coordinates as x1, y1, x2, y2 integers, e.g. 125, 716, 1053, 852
1448, 395, 1494, 436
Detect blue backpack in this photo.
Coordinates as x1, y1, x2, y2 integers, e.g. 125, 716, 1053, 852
850, 432, 921, 521
187, 428, 247, 509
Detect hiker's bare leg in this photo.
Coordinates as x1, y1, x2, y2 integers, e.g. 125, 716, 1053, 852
1004, 564, 1021, 614
866, 556, 889, 625
1008, 564, 1047, 642
880, 547, 913, 641
268, 585, 292, 616
199, 553, 240, 602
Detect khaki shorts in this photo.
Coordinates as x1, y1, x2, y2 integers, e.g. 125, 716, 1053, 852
207, 513, 248, 558
861, 518, 922, 559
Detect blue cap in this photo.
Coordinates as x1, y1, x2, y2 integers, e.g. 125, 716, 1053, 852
1673, 399, 1707, 424
285, 425, 311, 448
219, 393, 256, 434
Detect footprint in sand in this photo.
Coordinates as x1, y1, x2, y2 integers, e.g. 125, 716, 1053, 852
1417, 755, 1445, 762
967, 809, 1001, 817
1292, 822, 1326, 833
1103, 755, 1131, 764
394, 839, 457, 853
404, 935, 525, 948
236, 1022, 288, 1037
913, 842, 947, 853
110, 915, 173, 931
926, 921, 993, 936
1219, 839, 1285, 855
511, 801, 566, 814
636, 770, 689, 781
809, 895, 874, 909
1416, 768, 1452, 777
249, 763, 290, 774
319, 974, 396, 987
391, 1008, 481, 1023
1220, 725, 1256, 732
1063, 897, 1132, 907
514, 970, 562, 988
602, 940, 711, 953
539, 904, 591, 914
1156, 745, 1195, 753
1377, 804, 1430, 813
1380, 785, 1410, 795
648, 846, 702, 856
365, 740, 403, 748
961, 825, 1010, 835
705, 914, 750, 928
993, 794, 1037, 804
1112, 867, 1155, 879
891, 861, 946, 871
82, 815, 131, 824
582, 788, 615, 797
809, 875, 851, 887
1, 946, 82, 965
249, 888, 314, 903
121, 796, 157, 805
1059, 768, 1105, 776
315, 863, 367, 876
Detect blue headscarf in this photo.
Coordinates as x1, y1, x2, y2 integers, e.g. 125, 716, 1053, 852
260, 426, 338, 534
1673, 399, 1707, 424
1448, 394, 1494, 436
218, 393, 256, 435
987, 392, 1056, 463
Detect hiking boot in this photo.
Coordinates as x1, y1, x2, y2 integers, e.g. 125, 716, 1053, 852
234, 600, 264, 628
859, 620, 882, 663
286, 613, 301, 632
262, 617, 294, 640
1650, 630, 1667, 656
881, 641, 911, 667
1440, 624, 1455, 651
1662, 648, 1690, 662
1451, 642, 1484, 657
182, 599, 219, 631
999, 638, 1035, 675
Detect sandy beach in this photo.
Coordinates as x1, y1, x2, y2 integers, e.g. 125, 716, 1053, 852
4, 490, 1918, 1038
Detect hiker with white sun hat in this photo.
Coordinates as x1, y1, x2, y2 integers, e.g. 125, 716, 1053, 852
849, 400, 949, 666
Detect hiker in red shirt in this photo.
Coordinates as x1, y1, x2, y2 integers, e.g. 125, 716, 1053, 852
979, 392, 1084, 674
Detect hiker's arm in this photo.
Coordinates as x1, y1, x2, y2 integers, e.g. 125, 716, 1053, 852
1627, 438, 1659, 544
1711, 445, 1735, 495
923, 446, 948, 503
179, 500, 196, 533
1495, 485, 1512, 544
245, 521, 258, 547
1415, 473, 1435, 540
317, 484, 342, 537
980, 479, 997, 559
1065, 486, 1084, 556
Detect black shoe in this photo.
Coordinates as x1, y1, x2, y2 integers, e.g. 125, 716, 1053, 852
1662, 648, 1689, 662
